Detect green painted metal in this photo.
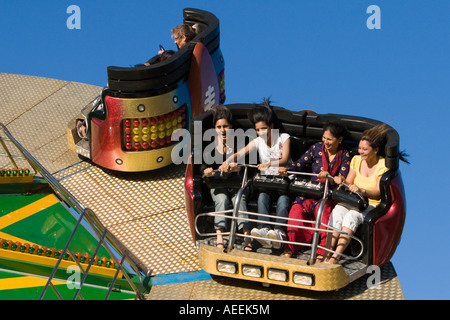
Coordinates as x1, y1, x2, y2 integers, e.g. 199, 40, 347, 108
1, 123, 151, 299
0, 190, 150, 299
0, 269, 140, 300
0, 193, 110, 259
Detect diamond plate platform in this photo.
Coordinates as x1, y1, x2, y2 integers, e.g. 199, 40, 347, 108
0, 73, 100, 173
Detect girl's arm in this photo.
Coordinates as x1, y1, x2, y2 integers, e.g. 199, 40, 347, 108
278, 137, 291, 166
340, 167, 356, 185
224, 139, 256, 169
203, 167, 214, 177
264, 137, 291, 167
349, 176, 382, 200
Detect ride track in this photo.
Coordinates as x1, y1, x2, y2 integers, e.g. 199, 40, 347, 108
0, 73, 404, 300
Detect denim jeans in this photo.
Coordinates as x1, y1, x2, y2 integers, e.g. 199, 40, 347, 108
210, 187, 250, 231
256, 191, 290, 233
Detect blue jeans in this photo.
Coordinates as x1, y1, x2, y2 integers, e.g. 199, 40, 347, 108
257, 191, 290, 232
211, 187, 250, 231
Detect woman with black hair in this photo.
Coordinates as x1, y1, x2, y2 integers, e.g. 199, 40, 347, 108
280, 122, 351, 259
202, 105, 252, 250
226, 100, 291, 249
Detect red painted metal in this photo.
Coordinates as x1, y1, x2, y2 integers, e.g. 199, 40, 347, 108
188, 42, 220, 118
372, 175, 406, 266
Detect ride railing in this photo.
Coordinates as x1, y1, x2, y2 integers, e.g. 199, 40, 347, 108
195, 165, 364, 265
0, 123, 150, 300
40, 207, 149, 300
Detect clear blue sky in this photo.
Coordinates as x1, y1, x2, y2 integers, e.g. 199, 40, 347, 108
1, 0, 449, 300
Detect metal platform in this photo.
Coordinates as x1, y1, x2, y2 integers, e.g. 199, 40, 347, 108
0, 73, 404, 299
148, 261, 403, 300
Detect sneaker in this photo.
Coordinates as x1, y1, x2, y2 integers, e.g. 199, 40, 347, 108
251, 227, 271, 248
267, 229, 286, 249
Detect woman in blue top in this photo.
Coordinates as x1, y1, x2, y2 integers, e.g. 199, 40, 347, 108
279, 122, 350, 259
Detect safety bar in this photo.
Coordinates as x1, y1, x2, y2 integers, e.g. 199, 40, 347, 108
195, 209, 364, 262
197, 165, 364, 264
0, 123, 149, 299
227, 165, 250, 253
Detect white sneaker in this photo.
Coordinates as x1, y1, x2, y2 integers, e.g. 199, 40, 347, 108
267, 229, 286, 249
251, 227, 271, 248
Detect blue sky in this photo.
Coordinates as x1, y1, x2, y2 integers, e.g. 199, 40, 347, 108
1, 0, 449, 300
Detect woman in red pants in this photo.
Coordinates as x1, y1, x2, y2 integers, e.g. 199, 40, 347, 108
279, 122, 350, 260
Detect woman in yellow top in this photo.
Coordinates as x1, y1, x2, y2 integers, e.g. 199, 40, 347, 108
324, 124, 390, 264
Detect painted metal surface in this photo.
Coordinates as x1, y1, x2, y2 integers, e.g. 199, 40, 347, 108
89, 87, 191, 172
188, 41, 221, 118
0, 105, 150, 299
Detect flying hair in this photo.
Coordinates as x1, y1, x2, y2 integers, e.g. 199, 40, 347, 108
361, 124, 409, 164
247, 98, 274, 126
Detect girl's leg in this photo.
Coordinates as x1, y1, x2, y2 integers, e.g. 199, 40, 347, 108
327, 206, 368, 263
275, 194, 290, 233
211, 188, 230, 230
216, 228, 225, 248
324, 204, 347, 262
256, 192, 272, 229
252, 192, 272, 247
211, 188, 230, 248
327, 227, 353, 264
285, 203, 309, 256
243, 227, 252, 251
324, 230, 338, 262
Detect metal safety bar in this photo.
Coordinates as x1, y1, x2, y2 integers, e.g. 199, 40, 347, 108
195, 209, 364, 262
227, 165, 250, 253
197, 164, 364, 264
0, 123, 149, 300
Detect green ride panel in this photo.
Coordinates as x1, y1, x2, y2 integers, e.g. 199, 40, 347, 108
0, 193, 110, 260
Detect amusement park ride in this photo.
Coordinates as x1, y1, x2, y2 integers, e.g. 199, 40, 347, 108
184, 105, 406, 291
0, 8, 405, 299
67, 8, 225, 172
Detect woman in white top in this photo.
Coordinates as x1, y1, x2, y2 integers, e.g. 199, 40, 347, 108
225, 101, 291, 249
